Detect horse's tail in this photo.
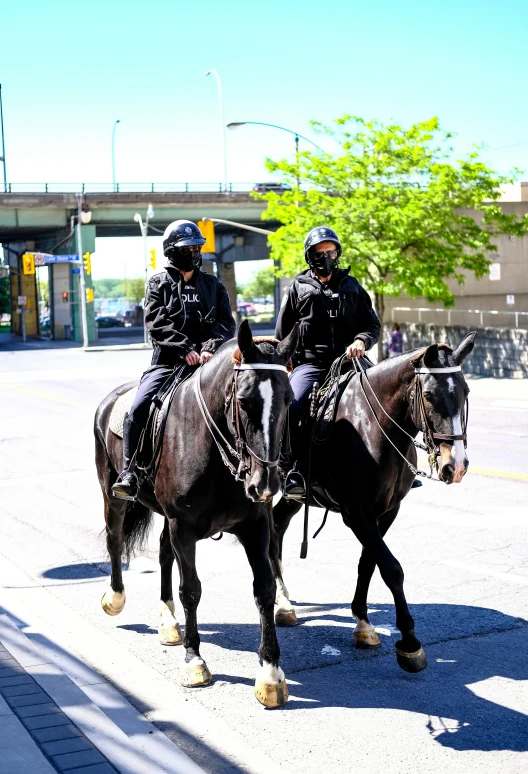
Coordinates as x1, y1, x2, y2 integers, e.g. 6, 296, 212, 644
123, 501, 154, 564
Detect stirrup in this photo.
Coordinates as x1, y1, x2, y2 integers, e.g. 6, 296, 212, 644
283, 470, 305, 501
111, 471, 139, 501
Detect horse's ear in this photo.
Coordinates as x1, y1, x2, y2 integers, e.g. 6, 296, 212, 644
277, 323, 299, 363
453, 331, 477, 365
411, 344, 438, 368
237, 319, 257, 359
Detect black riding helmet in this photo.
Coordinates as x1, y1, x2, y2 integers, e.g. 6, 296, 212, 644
163, 220, 206, 271
304, 226, 342, 276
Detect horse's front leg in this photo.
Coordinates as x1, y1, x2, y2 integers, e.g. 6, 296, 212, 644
167, 517, 212, 687
158, 518, 182, 645
236, 513, 289, 708
341, 502, 428, 673
351, 506, 400, 650
271, 497, 302, 627
101, 493, 128, 616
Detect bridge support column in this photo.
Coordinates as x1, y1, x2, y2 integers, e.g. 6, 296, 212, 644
72, 224, 97, 343
217, 261, 238, 319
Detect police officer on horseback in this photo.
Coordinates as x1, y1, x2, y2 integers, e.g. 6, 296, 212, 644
276, 226, 381, 499
111, 220, 236, 500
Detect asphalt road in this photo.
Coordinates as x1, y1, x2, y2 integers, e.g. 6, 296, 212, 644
0, 345, 527, 774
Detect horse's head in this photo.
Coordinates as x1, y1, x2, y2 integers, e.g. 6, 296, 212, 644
410, 332, 476, 485
231, 320, 299, 502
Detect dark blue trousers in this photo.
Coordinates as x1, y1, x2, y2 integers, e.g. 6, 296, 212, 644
288, 364, 327, 452
128, 366, 175, 426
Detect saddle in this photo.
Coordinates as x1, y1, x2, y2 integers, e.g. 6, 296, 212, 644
300, 354, 374, 515
109, 365, 192, 484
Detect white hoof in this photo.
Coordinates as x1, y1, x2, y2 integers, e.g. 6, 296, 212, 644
180, 657, 212, 687
158, 600, 183, 646
101, 587, 126, 616
354, 618, 381, 649
254, 662, 288, 708
275, 595, 297, 627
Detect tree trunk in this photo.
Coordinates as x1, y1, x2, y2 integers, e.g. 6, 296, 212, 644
374, 292, 385, 362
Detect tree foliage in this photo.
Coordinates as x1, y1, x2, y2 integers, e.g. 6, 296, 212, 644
93, 277, 145, 303
0, 277, 10, 315
240, 264, 275, 300
257, 116, 528, 356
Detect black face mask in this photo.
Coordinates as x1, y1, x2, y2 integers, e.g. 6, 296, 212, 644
309, 253, 339, 277
168, 247, 202, 272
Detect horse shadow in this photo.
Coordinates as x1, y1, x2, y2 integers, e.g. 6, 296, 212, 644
196, 601, 528, 753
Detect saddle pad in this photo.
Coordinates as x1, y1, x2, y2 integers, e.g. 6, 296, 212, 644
109, 388, 136, 438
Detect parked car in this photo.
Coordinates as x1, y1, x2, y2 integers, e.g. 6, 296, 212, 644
237, 301, 257, 317
252, 182, 292, 193
96, 316, 125, 329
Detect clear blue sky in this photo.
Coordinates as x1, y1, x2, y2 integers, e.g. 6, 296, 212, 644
2, 0, 528, 279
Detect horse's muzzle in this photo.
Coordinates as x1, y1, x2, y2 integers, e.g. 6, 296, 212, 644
438, 456, 469, 484
246, 464, 280, 502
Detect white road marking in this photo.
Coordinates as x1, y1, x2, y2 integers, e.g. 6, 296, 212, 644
321, 645, 341, 655
259, 380, 274, 456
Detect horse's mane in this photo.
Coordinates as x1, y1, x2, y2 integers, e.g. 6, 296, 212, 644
232, 337, 293, 371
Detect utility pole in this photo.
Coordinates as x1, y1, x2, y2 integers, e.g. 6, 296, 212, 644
76, 193, 89, 348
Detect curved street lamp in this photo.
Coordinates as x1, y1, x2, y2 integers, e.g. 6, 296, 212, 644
111, 119, 120, 192
227, 121, 323, 188
205, 69, 228, 192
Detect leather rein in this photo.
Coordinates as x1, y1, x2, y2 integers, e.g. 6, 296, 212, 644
195, 362, 289, 482
350, 358, 468, 481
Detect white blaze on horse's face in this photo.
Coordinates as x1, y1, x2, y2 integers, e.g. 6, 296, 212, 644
428, 372, 468, 485
259, 380, 274, 457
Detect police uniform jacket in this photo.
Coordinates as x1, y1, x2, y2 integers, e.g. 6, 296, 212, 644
144, 266, 236, 367
275, 268, 380, 368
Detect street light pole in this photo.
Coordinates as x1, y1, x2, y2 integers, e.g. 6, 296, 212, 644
76, 193, 89, 348
0, 84, 7, 191
112, 119, 120, 192
205, 69, 228, 192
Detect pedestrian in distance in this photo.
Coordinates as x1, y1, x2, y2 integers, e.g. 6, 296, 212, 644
388, 322, 403, 358
111, 220, 236, 501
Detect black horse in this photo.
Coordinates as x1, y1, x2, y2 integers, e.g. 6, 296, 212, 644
272, 333, 476, 674
94, 321, 298, 707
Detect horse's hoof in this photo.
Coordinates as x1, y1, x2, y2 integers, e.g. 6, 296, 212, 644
101, 588, 125, 616
275, 608, 298, 627
159, 623, 183, 646
254, 664, 288, 708
354, 629, 381, 649
395, 646, 428, 673
180, 659, 212, 688
158, 600, 183, 646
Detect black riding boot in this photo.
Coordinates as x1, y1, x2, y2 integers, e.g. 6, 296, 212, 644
111, 414, 142, 501
279, 444, 306, 501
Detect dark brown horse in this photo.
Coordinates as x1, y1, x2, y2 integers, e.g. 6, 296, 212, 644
94, 321, 298, 707
271, 333, 476, 673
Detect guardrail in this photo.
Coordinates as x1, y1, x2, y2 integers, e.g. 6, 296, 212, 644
391, 306, 528, 329
0, 182, 256, 194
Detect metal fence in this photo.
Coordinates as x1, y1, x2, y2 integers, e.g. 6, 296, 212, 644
391, 306, 528, 329
0, 182, 256, 194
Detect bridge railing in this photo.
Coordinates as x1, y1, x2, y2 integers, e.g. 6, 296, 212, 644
1, 182, 257, 194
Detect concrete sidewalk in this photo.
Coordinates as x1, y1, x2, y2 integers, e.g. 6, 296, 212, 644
0, 615, 204, 774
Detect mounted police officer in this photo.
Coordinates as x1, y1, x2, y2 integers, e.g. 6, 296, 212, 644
276, 225, 381, 499
112, 220, 236, 501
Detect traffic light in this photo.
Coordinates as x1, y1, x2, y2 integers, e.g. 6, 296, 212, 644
86, 288, 94, 303
197, 220, 216, 253
22, 253, 36, 275
83, 252, 91, 275
62, 291, 69, 303
149, 249, 156, 270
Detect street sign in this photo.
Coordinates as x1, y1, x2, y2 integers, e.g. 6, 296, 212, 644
507, 294, 515, 305
18, 296, 27, 306
489, 263, 501, 281
34, 253, 80, 265
72, 267, 80, 274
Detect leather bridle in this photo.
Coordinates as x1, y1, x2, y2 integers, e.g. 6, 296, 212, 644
195, 362, 289, 482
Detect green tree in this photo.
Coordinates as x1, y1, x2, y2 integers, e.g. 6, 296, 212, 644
0, 277, 10, 316
258, 116, 528, 359
241, 265, 276, 300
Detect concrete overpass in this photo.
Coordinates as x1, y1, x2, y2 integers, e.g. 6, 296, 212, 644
0, 187, 278, 342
